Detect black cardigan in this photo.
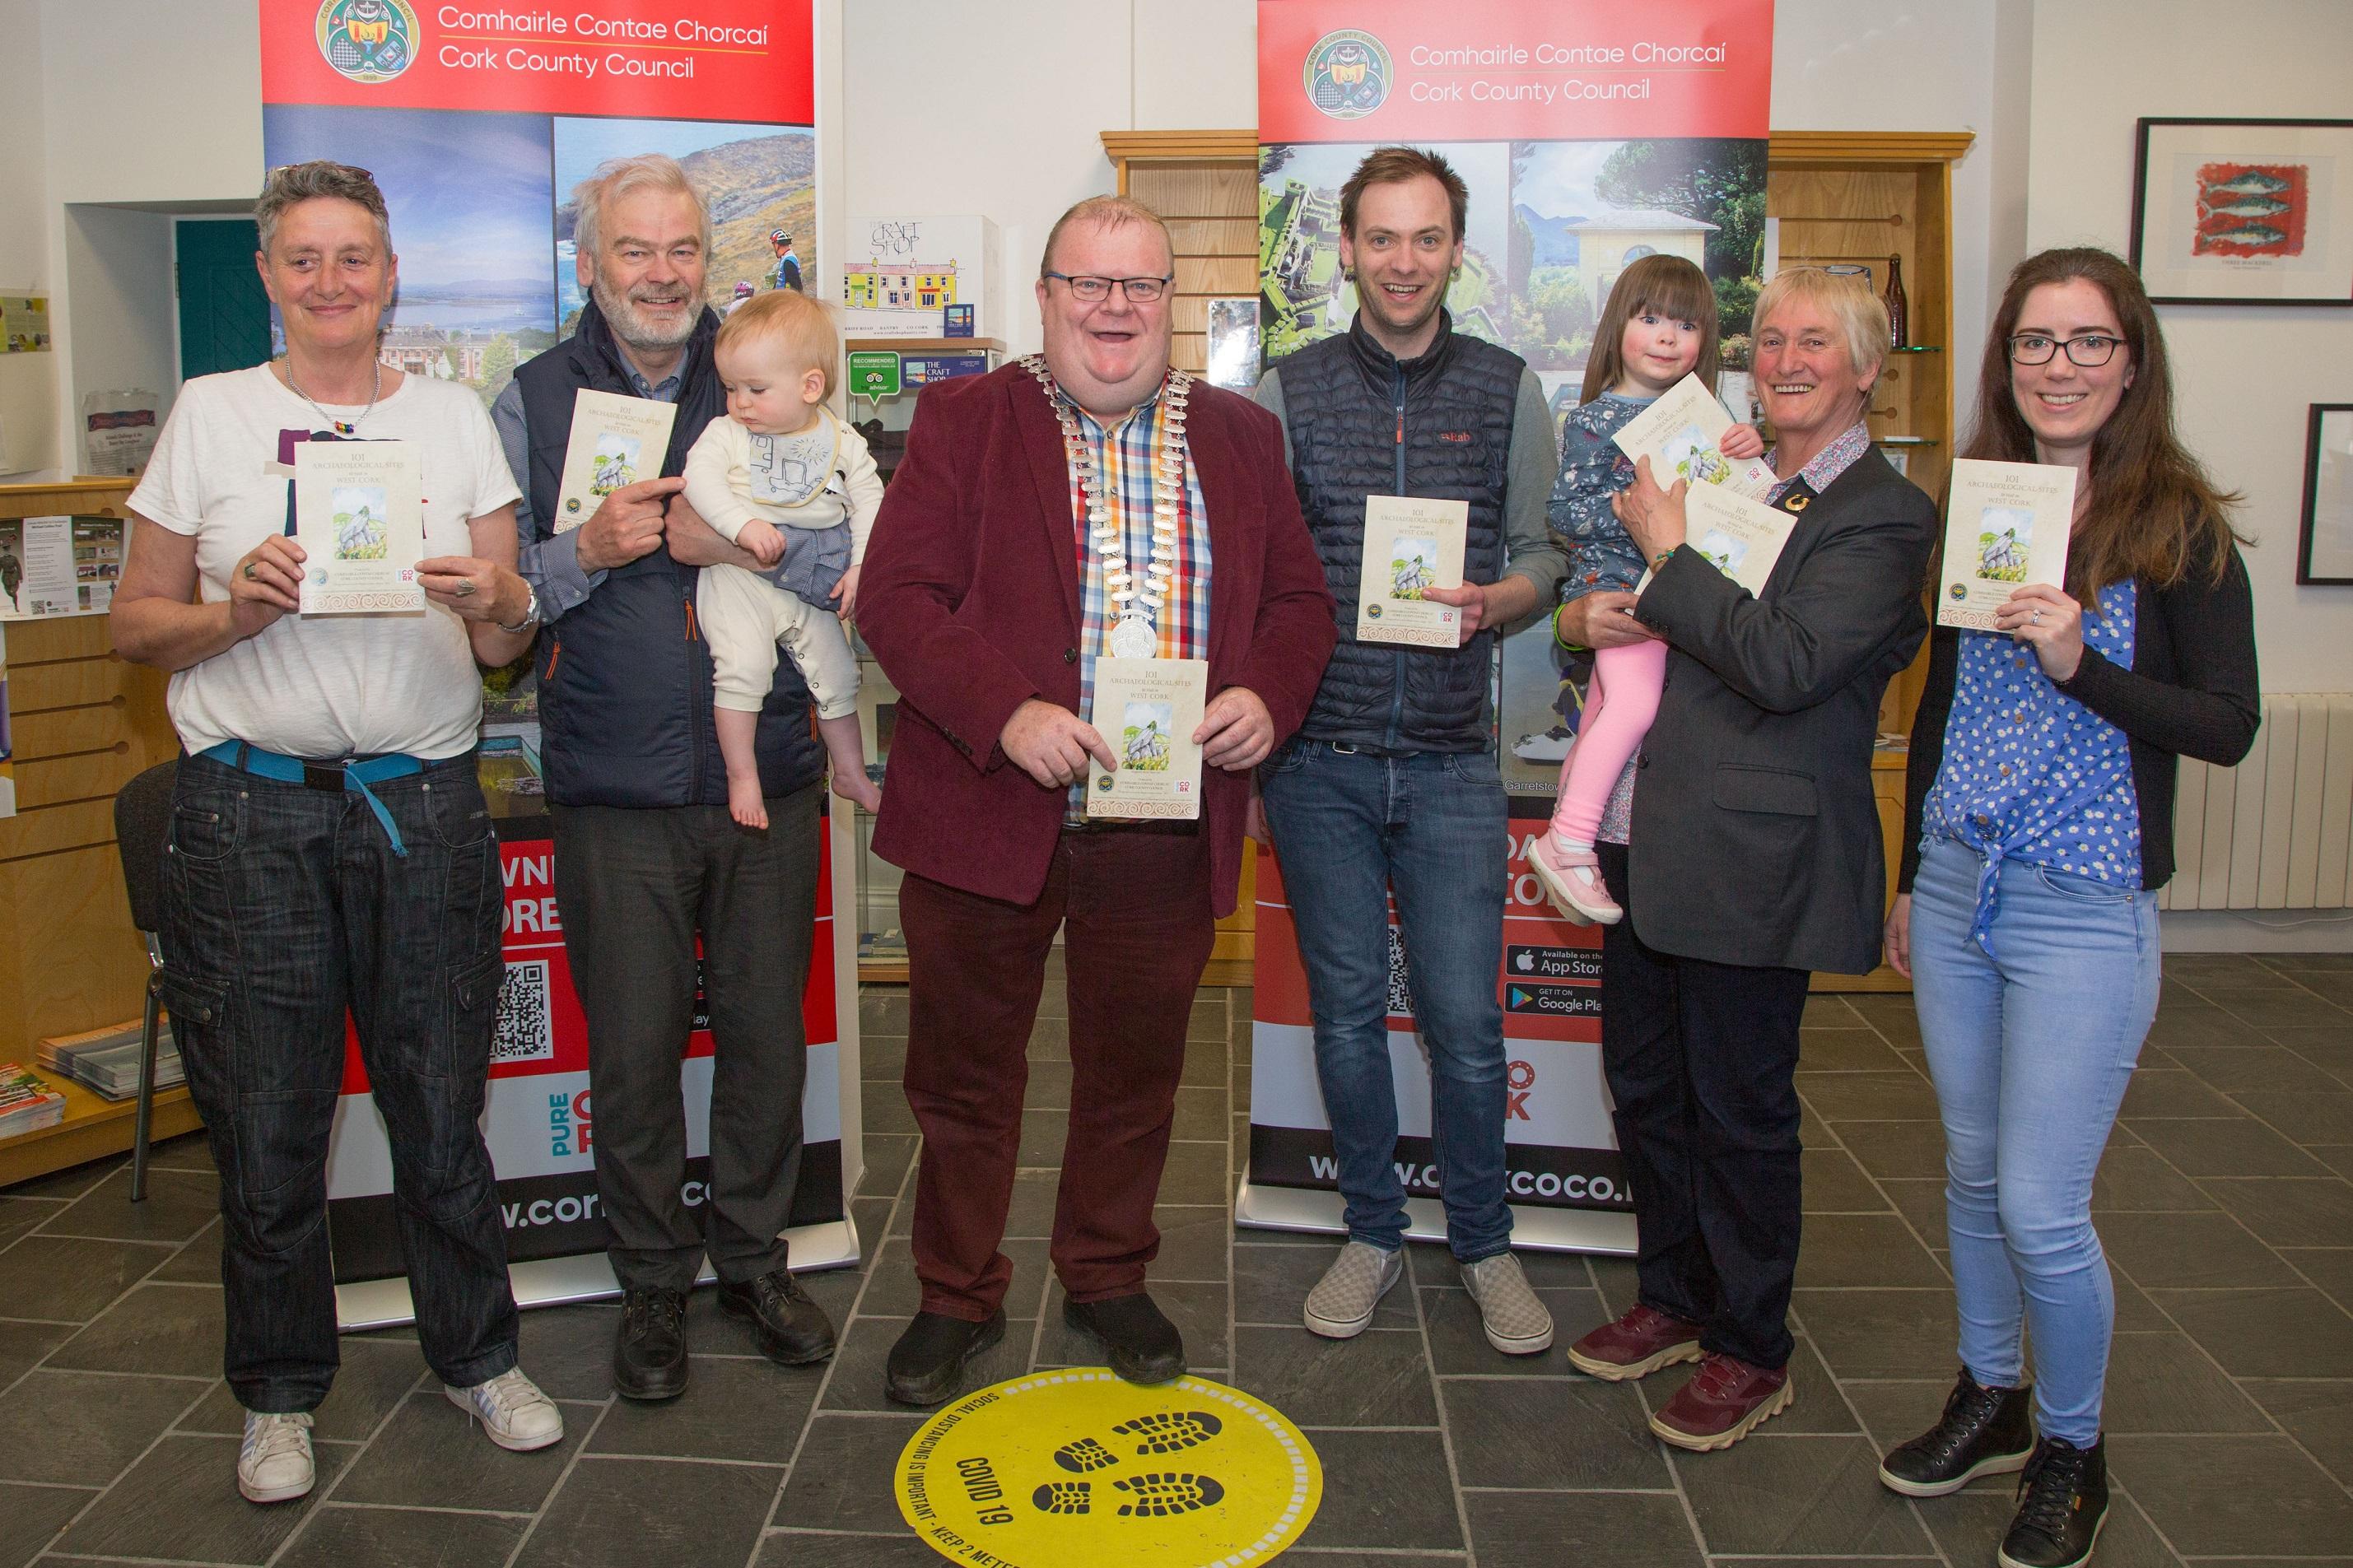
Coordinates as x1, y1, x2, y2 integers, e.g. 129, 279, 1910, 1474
1899, 544, 2261, 894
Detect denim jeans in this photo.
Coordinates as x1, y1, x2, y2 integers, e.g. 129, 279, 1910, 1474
160, 751, 519, 1413
1258, 741, 1511, 1260
1910, 834, 2159, 1446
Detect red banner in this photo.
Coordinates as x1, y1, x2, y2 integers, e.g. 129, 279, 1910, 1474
259, 0, 813, 121
1259, 0, 1772, 144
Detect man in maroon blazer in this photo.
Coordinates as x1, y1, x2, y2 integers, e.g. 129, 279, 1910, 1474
859, 195, 1335, 1405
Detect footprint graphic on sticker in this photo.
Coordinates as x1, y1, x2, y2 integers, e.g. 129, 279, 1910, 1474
1111, 1411, 1223, 1455
1112, 1472, 1226, 1518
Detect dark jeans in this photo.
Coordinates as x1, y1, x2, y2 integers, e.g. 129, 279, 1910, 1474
161, 751, 518, 1414
1258, 742, 1512, 1260
900, 826, 1215, 1319
549, 787, 820, 1292
1597, 842, 1807, 1370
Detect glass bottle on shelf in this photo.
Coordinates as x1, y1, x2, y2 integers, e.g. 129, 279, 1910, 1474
1883, 254, 1908, 349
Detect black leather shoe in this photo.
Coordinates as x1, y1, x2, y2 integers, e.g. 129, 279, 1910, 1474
613, 1287, 689, 1402
885, 1310, 1006, 1407
2000, 1435, 2108, 1568
719, 1270, 837, 1366
1878, 1366, 2034, 1496
1063, 1291, 1186, 1385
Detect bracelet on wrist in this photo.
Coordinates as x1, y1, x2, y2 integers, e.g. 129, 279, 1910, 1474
1651, 546, 1678, 569
1551, 603, 1587, 654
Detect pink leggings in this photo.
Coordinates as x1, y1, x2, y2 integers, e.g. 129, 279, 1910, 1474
1549, 639, 1668, 844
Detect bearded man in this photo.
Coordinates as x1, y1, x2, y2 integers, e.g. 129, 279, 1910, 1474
497, 154, 847, 1400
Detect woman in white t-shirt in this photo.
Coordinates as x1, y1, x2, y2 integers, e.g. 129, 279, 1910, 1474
110, 162, 561, 1506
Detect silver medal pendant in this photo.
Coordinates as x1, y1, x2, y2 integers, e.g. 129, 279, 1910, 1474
1108, 612, 1156, 660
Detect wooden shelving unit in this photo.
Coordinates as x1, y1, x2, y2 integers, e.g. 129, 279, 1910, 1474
0, 478, 193, 1185
1768, 132, 1973, 993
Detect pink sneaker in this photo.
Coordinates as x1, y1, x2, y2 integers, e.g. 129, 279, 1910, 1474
1530, 834, 1622, 926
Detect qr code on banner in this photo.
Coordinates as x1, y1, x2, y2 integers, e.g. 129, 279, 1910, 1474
492, 960, 555, 1064
1386, 926, 1416, 1018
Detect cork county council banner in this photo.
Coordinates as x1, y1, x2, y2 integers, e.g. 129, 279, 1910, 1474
254, 0, 855, 1325
1243, 0, 1775, 1254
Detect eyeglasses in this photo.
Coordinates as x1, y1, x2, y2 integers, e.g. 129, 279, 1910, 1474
2007, 333, 2123, 367
1043, 272, 1173, 304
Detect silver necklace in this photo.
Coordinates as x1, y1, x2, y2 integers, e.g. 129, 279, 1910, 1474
1022, 355, 1190, 659
280, 356, 382, 435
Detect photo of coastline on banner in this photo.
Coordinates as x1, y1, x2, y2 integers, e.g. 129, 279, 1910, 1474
1250, 0, 1775, 1243
1358, 495, 1468, 646
1939, 458, 2077, 630
552, 390, 677, 533
293, 440, 424, 615
1086, 657, 1209, 821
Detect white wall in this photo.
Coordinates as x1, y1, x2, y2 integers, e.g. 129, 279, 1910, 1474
0, 1, 49, 293
2027, 0, 2353, 696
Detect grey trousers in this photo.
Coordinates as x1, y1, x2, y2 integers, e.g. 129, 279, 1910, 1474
550, 785, 821, 1291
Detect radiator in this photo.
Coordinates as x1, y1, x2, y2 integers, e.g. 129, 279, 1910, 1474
2160, 693, 2353, 911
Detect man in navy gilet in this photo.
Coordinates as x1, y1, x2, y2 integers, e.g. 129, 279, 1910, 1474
496, 155, 846, 1400
1252, 147, 1568, 1358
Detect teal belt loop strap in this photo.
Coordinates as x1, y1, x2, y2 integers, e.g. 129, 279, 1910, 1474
198, 741, 421, 857
342, 756, 411, 857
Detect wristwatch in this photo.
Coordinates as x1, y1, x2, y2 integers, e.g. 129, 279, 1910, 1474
497, 583, 541, 635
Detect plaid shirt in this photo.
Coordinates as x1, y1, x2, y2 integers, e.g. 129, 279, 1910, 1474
1037, 369, 1214, 816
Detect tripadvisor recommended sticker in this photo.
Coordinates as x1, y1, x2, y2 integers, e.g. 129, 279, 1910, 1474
896, 1370, 1321, 1566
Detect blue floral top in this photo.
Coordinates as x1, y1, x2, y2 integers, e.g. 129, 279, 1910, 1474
1924, 579, 2144, 948
1548, 392, 1652, 596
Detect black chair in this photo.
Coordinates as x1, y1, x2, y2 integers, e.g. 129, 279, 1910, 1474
112, 760, 177, 1203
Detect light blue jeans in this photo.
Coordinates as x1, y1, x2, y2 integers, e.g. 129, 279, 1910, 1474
1909, 835, 2160, 1446
1258, 740, 1512, 1261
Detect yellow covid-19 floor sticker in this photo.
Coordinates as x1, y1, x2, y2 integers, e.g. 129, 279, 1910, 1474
895, 1370, 1323, 1567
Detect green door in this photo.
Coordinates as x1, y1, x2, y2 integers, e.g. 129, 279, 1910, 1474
175, 219, 270, 379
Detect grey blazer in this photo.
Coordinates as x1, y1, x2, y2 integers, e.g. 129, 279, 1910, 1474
1624, 449, 1937, 975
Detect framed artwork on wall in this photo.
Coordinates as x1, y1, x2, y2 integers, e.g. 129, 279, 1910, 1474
2131, 119, 2353, 306
2300, 403, 2353, 585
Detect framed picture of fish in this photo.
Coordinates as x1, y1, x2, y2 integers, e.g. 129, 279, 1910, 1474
2299, 405, 2353, 585
2131, 119, 2353, 306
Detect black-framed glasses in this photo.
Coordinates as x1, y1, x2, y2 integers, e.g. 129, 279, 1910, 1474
1043, 272, 1173, 304
2007, 333, 2123, 367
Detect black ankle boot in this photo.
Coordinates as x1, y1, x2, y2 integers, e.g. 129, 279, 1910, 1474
613, 1287, 689, 1402
2000, 1435, 2108, 1568
1878, 1366, 2034, 1497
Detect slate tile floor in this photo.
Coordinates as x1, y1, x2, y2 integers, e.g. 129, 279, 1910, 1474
2, 949, 2351, 1566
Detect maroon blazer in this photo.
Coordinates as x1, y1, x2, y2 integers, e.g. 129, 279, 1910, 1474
859, 363, 1335, 917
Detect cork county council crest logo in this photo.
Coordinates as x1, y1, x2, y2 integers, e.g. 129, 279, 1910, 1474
316, 0, 418, 84
1303, 29, 1391, 121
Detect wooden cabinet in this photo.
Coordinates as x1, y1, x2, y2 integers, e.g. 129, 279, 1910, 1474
0, 480, 199, 1186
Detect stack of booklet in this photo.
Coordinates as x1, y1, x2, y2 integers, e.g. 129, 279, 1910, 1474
0, 1064, 68, 1141
35, 1020, 180, 1102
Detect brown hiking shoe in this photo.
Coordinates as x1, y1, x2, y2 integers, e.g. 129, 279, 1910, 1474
1565, 1303, 1705, 1381
1649, 1352, 1792, 1451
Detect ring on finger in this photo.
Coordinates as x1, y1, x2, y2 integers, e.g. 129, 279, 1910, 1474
244, 561, 260, 581
2030, 608, 2044, 625
454, 579, 478, 598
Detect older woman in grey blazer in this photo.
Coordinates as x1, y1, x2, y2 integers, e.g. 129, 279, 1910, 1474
1552, 268, 1937, 1452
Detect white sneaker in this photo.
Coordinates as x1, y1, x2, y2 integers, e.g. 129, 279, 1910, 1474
1303, 1240, 1405, 1338
237, 1411, 315, 1504
445, 1366, 566, 1452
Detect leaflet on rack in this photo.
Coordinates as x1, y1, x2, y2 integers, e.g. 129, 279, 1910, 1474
1610, 373, 1776, 500
1086, 656, 1209, 821
1938, 458, 2077, 631
553, 390, 678, 533
292, 441, 424, 615
1358, 495, 1469, 647
1681, 482, 1797, 598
